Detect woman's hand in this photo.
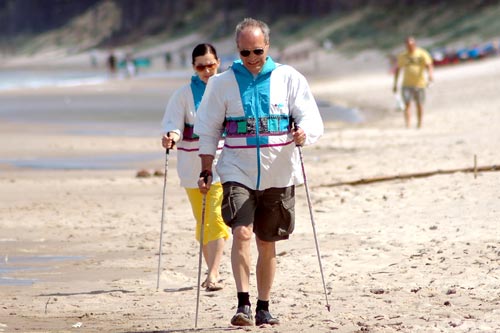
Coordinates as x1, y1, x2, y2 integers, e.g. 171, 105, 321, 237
161, 132, 179, 149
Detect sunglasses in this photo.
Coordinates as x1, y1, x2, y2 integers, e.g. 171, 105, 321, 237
195, 63, 217, 71
239, 48, 265, 57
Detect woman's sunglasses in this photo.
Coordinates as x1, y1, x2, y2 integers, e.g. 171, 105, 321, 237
195, 63, 217, 71
239, 48, 265, 57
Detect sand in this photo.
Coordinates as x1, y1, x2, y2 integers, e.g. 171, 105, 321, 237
0, 55, 499, 333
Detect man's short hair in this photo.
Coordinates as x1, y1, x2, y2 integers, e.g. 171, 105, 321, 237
235, 18, 270, 45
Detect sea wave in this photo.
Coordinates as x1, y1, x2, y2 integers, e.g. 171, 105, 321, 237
0, 70, 109, 91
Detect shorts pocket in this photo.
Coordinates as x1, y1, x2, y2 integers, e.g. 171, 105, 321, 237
277, 194, 295, 237
222, 183, 243, 226
221, 193, 235, 226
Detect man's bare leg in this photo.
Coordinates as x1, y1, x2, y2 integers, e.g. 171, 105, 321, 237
404, 102, 411, 128
416, 102, 423, 129
230, 225, 254, 326
231, 225, 253, 292
255, 237, 276, 301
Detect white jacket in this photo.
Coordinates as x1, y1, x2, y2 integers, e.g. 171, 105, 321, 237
194, 58, 323, 190
161, 82, 223, 188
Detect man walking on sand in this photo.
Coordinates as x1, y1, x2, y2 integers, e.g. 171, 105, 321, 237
393, 36, 434, 128
194, 18, 323, 327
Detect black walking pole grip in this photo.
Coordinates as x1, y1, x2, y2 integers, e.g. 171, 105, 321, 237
292, 121, 303, 147
199, 170, 212, 185
166, 132, 175, 154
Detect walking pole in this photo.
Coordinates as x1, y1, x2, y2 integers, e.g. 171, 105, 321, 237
195, 193, 207, 328
156, 136, 173, 291
295, 130, 331, 312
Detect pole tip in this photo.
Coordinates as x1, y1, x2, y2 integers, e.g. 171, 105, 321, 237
326, 304, 331, 312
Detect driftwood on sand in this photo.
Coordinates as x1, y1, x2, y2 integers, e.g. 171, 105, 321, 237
318, 164, 499, 187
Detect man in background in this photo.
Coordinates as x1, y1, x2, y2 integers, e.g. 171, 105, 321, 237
393, 36, 434, 128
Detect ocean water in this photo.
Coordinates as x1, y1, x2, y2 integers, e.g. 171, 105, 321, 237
0, 254, 85, 286
0, 69, 174, 132
0, 68, 364, 126
0, 67, 193, 91
0, 68, 363, 170
0, 69, 109, 91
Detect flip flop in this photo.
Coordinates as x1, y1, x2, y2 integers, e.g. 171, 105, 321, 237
205, 281, 224, 292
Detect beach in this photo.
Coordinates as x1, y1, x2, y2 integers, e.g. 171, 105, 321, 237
1, 55, 499, 333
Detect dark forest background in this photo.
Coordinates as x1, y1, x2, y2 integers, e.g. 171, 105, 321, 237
1, 0, 499, 54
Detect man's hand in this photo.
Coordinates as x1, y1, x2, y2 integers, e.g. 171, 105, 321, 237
198, 170, 212, 194
161, 132, 179, 149
293, 126, 306, 147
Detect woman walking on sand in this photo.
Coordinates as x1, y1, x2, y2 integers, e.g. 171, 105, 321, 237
161, 43, 228, 291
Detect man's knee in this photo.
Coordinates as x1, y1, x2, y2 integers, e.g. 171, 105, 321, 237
233, 225, 253, 241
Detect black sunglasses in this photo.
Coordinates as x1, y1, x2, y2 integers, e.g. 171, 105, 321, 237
239, 48, 265, 57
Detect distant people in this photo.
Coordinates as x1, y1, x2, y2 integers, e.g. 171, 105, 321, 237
90, 50, 98, 68
161, 43, 229, 292
393, 36, 434, 128
180, 51, 187, 68
107, 51, 117, 76
164, 52, 172, 68
106, 51, 117, 76
125, 53, 136, 78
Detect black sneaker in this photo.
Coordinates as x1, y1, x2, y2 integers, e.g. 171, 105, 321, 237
255, 310, 280, 326
230, 305, 253, 326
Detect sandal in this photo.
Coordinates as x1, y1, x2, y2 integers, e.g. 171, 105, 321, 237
205, 280, 224, 292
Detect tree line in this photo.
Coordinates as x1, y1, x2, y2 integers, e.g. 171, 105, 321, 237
1, 0, 470, 36
1, 0, 498, 51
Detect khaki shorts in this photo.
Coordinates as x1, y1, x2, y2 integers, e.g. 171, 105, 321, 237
402, 86, 426, 104
221, 182, 295, 242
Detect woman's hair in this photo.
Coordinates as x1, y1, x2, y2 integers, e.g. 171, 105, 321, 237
192, 43, 218, 64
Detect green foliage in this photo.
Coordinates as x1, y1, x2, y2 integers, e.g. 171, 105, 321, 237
320, 3, 500, 52
1, 1, 500, 55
